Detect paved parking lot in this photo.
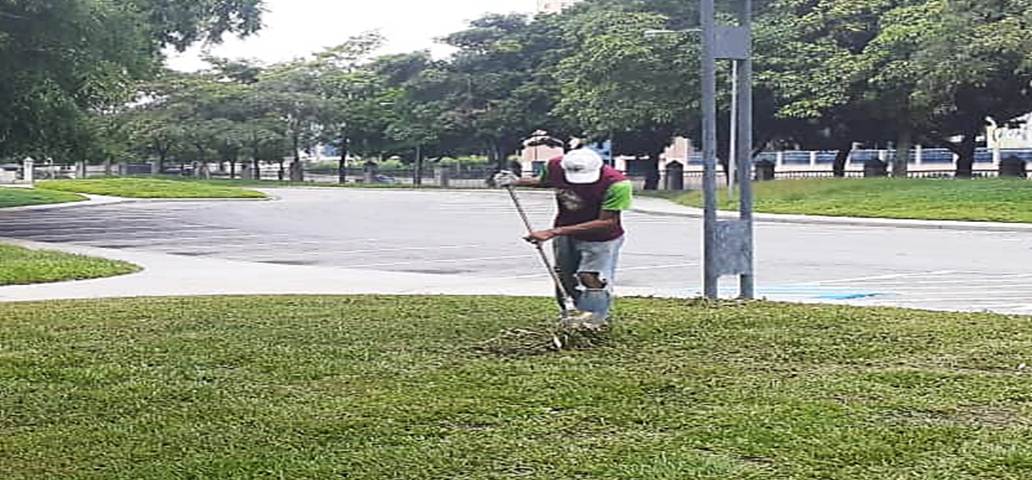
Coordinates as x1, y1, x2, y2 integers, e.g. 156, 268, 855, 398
2, 188, 1031, 314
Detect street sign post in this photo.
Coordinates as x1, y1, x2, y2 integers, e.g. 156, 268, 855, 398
700, 0, 755, 299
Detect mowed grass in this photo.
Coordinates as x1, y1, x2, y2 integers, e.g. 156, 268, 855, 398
0, 244, 140, 286
37, 177, 266, 199
0, 187, 85, 209
2, 296, 1031, 479
669, 178, 1032, 223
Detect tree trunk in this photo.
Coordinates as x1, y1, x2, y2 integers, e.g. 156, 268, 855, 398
955, 133, 977, 179
893, 125, 912, 178
338, 137, 349, 185
487, 142, 501, 171
230, 159, 237, 179
833, 143, 853, 178
278, 159, 285, 181
194, 145, 206, 178
644, 153, 661, 191
289, 135, 304, 182
157, 150, 167, 175
250, 140, 260, 180
414, 144, 423, 186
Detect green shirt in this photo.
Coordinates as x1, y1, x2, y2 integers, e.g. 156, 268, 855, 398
602, 180, 633, 211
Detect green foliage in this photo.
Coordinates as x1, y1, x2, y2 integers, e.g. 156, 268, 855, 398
0, 0, 264, 161
2, 296, 1032, 478
555, 9, 694, 137
15, 0, 1031, 182
0, 243, 139, 285
669, 178, 1032, 223
37, 178, 266, 199
312, 33, 409, 160
0, 187, 86, 209
758, 0, 1032, 173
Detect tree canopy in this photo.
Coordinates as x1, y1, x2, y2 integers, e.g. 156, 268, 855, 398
8, 0, 1032, 182
0, 0, 263, 160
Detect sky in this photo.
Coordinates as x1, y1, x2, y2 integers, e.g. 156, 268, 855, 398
166, 0, 538, 71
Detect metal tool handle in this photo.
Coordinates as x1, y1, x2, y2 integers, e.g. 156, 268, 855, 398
506, 185, 538, 235
505, 186, 577, 306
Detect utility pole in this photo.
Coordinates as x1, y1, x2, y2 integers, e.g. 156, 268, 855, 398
729, 61, 738, 195
700, 0, 755, 299
736, 0, 756, 299
414, 144, 423, 186
701, 0, 720, 299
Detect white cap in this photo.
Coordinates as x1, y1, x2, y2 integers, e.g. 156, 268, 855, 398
562, 149, 604, 184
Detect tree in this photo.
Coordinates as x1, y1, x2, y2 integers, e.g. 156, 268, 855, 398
0, 0, 263, 162
555, 8, 697, 189
436, 13, 576, 169
757, 0, 1032, 177
308, 34, 398, 182
258, 61, 330, 181
911, 0, 1032, 177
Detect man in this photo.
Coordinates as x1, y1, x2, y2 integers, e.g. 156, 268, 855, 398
494, 148, 633, 327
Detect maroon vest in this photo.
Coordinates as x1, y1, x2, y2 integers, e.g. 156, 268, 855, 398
546, 157, 627, 242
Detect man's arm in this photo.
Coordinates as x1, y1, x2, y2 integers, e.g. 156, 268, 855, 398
526, 211, 622, 243
511, 177, 549, 188
494, 169, 550, 189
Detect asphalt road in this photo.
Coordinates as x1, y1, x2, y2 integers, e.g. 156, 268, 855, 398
2, 188, 1031, 314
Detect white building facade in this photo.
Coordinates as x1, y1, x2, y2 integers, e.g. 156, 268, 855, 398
537, 0, 581, 14
988, 113, 1032, 149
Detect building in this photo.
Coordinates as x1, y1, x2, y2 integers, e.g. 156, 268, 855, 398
519, 133, 695, 176
988, 113, 1032, 149
537, 0, 581, 14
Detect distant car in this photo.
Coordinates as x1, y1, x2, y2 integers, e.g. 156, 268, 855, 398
374, 174, 397, 184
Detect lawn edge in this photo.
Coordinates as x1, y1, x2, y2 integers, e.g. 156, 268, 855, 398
633, 196, 1032, 232
0, 243, 143, 287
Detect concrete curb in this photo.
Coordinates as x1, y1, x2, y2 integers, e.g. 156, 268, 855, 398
631, 198, 1032, 233
0, 194, 130, 213
0, 192, 274, 213
252, 185, 553, 196
119, 196, 274, 203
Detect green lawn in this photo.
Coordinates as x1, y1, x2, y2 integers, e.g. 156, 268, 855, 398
0, 187, 85, 209
667, 178, 1032, 223
0, 243, 140, 286
37, 177, 266, 199
2, 296, 1031, 479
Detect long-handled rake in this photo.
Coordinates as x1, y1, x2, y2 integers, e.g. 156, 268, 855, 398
504, 186, 595, 330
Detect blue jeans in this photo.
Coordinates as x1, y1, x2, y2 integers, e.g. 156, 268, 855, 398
553, 235, 625, 321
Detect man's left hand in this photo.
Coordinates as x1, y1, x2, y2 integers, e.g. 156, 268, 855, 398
525, 229, 559, 244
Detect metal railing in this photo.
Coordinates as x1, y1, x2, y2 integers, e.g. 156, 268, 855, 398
7, 153, 1031, 192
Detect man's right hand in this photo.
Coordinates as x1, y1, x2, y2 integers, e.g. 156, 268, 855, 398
492, 170, 521, 188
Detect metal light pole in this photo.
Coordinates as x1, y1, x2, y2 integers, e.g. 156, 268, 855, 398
729, 61, 738, 195
736, 0, 756, 299
700, 0, 755, 299
700, 0, 720, 299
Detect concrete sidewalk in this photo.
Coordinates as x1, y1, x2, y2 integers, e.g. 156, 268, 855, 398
1, 238, 974, 315
632, 196, 1032, 233
0, 239, 559, 302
